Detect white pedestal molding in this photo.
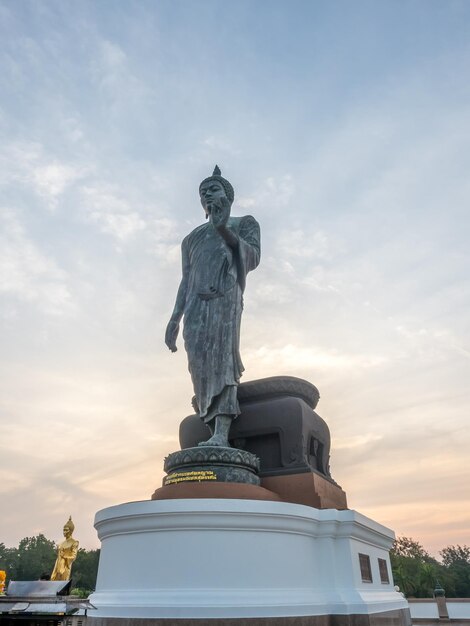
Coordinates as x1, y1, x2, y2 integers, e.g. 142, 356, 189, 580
89, 499, 409, 620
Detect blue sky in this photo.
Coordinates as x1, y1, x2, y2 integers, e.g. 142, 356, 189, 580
1, 0, 469, 555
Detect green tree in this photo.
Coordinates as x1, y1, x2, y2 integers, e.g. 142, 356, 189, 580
440, 545, 470, 567
14, 535, 56, 581
71, 548, 100, 592
419, 562, 440, 597
0, 543, 18, 585
0, 536, 99, 594
440, 545, 470, 597
391, 536, 440, 598
392, 557, 419, 596
70, 587, 91, 598
392, 536, 432, 561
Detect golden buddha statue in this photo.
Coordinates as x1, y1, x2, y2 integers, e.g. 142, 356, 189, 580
51, 516, 79, 581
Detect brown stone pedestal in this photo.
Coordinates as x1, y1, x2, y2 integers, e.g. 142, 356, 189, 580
151, 481, 281, 502
151, 469, 346, 510
261, 471, 348, 509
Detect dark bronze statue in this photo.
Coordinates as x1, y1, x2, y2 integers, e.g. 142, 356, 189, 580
165, 166, 260, 447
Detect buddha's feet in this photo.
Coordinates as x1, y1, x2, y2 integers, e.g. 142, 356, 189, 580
197, 434, 230, 447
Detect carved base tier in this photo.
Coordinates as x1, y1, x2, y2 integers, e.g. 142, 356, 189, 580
163, 446, 260, 486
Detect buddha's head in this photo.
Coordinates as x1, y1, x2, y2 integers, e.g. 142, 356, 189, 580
63, 516, 75, 539
199, 165, 234, 218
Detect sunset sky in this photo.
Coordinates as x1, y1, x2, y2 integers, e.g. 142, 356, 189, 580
1, 0, 469, 557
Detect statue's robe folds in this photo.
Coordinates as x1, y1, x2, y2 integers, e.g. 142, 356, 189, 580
51, 538, 79, 581
182, 215, 260, 423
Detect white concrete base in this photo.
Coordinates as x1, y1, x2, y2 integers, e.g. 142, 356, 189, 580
89, 499, 408, 619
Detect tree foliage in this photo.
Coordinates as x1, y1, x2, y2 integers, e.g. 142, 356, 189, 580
392, 536, 432, 561
439, 545, 470, 597
16, 535, 56, 581
0, 535, 100, 595
390, 536, 438, 597
390, 537, 470, 598
440, 545, 470, 567
72, 548, 100, 592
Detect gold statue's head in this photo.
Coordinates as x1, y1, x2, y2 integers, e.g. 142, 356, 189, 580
199, 165, 234, 218
63, 516, 75, 538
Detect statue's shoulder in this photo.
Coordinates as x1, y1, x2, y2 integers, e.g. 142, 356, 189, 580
182, 223, 209, 247
230, 215, 259, 230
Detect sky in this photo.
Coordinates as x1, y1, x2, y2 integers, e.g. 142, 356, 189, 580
0, 0, 469, 558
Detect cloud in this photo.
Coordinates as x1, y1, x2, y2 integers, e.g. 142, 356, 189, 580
0, 210, 74, 315
334, 433, 383, 450
61, 117, 84, 143
91, 39, 149, 108
0, 1, 469, 556
92, 40, 129, 91
0, 354, 187, 547
395, 324, 470, 360
147, 217, 181, 263
32, 163, 85, 205
0, 141, 88, 210
238, 174, 295, 212
202, 136, 241, 155
276, 228, 336, 261
81, 184, 146, 241
245, 343, 388, 373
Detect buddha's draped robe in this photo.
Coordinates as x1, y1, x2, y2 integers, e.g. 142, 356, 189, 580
51, 538, 79, 581
181, 215, 260, 423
